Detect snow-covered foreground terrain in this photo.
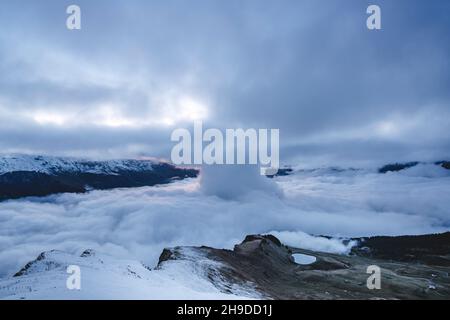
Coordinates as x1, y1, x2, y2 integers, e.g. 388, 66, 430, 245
0, 163, 449, 298
0, 248, 260, 300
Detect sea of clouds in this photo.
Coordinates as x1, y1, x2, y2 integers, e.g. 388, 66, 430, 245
0, 163, 449, 278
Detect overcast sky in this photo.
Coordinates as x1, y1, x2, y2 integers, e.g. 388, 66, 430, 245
0, 0, 449, 167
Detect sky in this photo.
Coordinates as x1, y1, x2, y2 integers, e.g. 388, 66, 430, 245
0, 0, 449, 167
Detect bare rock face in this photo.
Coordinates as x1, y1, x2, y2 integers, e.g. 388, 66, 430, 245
13, 251, 60, 277
158, 234, 450, 300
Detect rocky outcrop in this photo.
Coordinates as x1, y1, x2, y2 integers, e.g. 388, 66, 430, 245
159, 234, 450, 299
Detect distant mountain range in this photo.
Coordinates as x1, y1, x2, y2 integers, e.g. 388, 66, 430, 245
1, 155, 449, 201
378, 161, 450, 173
0, 155, 198, 200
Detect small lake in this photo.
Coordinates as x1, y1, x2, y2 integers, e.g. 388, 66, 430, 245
292, 253, 317, 265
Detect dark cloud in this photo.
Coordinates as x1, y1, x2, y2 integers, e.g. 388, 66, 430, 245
0, 0, 449, 165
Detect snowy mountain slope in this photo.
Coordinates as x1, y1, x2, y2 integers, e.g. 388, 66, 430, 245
0, 155, 198, 200
0, 248, 260, 300
0, 154, 157, 175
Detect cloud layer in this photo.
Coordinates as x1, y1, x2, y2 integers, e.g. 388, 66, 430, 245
1, 165, 448, 278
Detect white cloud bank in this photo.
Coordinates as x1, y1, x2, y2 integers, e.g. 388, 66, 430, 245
0, 164, 449, 278
268, 231, 356, 254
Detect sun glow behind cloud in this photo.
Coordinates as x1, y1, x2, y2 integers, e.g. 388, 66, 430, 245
28, 95, 209, 129
161, 95, 209, 125
32, 111, 72, 126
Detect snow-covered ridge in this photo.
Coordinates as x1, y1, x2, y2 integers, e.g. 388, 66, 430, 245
0, 154, 157, 175
0, 249, 260, 300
